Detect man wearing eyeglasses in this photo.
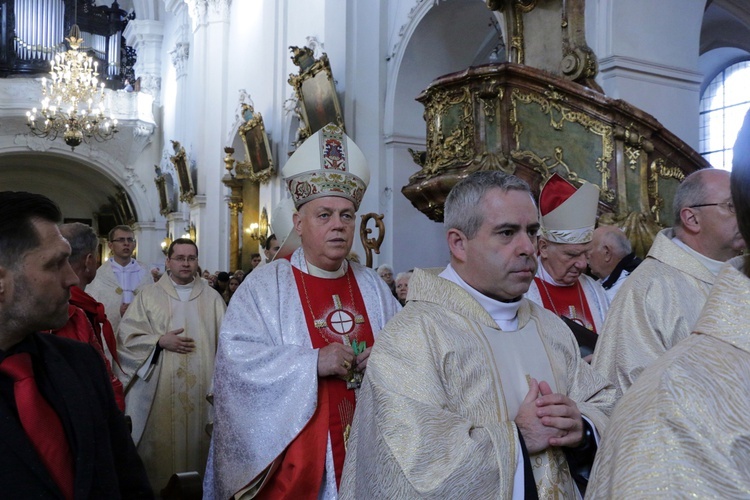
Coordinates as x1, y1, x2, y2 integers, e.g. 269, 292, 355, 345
115, 238, 226, 490
87, 225, 154, 334
592, 168, 746, 395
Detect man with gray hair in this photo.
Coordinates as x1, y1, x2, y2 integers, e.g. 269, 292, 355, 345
52, 223, 125, 411
342, 171, 615, 499
592, 168, 746, 395
587, 225, 642, 302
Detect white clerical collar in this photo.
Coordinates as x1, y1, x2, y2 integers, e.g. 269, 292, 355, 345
537, 262, 570, 286
305, 259, 348, 278
109, 257, 136, 270
171, 278, 195, 301
439, 264, 520, 331
672, 236, 725, 276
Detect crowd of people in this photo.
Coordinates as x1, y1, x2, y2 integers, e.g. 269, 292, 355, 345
1, 117, 750, 498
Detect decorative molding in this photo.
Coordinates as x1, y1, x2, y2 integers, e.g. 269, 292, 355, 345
185, 0, 232, 31
599, 56, 703, 87
388, 0, 444, 62
170, 42, 191, 79
226, 89, 255, 143
383, 133, 426, 147
305, 36, 325, 58
139, 74, 163, 97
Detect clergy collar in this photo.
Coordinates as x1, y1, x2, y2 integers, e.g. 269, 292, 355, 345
109, 257, 136, 269
671, 236, 725, 276
170, 276, 196, 288
305, 259, 348, 278
439, 264, 521, 323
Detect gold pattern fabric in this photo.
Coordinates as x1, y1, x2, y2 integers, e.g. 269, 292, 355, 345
591, 229, 714, 393
341, 268, 616, 499
588, 257, 750, 498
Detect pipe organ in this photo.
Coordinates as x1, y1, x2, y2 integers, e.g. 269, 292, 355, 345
13, 0, 65, 61
0, 0, 127, 81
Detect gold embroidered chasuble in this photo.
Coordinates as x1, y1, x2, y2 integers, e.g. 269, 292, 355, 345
591, 228, 715, 394
588, 257, 750, 498
340, 268, 616, 499
116, 274, 226, 490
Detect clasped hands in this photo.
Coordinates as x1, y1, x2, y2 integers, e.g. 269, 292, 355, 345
317, 342, 371, 378
158, 328, 195, 354
515, 378, 584, 454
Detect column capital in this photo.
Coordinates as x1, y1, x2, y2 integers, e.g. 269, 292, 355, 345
185, 0, 232, 31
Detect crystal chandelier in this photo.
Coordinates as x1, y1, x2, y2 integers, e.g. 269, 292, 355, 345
26, 25, 118, 151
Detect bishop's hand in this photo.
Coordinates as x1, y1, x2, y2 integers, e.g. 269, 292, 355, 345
317, 343, 355, 378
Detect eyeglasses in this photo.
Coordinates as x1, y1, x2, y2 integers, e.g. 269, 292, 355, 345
111, 237, 136, 244
170, 256, 198, 263
689, 202, 735, 214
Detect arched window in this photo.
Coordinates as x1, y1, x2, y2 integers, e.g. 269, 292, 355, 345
699, 60, 750, 171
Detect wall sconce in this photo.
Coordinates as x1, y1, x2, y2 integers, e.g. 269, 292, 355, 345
246, 222, 260, 240
245, 208, 269, 247
161, 236, 172, 256
181, 223, 197, 241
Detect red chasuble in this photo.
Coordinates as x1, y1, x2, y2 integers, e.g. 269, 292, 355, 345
533, 277, 597, 332
258, 264, 375, 499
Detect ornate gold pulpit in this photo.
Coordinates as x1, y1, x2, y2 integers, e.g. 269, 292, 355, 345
402, 1, 709, 256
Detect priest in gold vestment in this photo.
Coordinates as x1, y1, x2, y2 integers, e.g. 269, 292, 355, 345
117, 239, 226, 490
592, 168, 744, 394
341, 172, 616, 499
588, 113, 750, 497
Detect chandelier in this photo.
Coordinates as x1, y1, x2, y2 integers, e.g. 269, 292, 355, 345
26, 25, 118, 150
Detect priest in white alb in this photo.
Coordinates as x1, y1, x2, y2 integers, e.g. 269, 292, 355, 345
204, 124, 400, 500
341, 171, 616, 499
116, 238, 226, 490
87, 225, 154, 334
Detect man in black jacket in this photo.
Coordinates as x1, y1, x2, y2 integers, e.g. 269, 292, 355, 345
0, 191, 153, 499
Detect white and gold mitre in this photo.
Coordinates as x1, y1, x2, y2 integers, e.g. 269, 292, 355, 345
282, 123, 369, 210
539, 173, 599, 244
270, 196, 301, 261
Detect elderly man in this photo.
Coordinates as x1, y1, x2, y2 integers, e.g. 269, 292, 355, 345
53, 222, 125, 411
0, 191, 151, 498
592, 167, 745, 393
341, 171, 615, 499
587, 111, 750, 498
117, 238, 226, 490
525, 174, 609, 356
204, 124, 400, 499
587, 225, 642, 302
87, 225, 153, 333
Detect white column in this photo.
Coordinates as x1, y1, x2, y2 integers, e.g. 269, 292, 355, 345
185, 0, 232, 273
133, 220, 168, 272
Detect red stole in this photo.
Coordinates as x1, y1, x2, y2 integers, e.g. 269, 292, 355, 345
533, 277, 597, 332
258, 264, 375, 499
